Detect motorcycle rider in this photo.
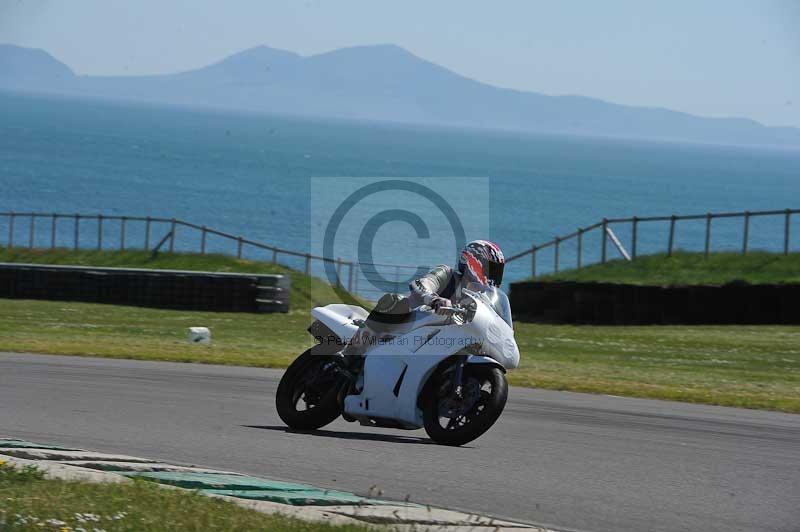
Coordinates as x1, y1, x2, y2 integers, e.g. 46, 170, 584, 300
370, 240, 505, 324
345, 240, 505, 353
408, 239, 505, 314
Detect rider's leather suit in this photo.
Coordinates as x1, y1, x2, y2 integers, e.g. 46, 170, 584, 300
348, 265, 464, 352
408, 264, 464, 308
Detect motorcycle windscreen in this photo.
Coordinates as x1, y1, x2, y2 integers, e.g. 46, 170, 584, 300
464, 283, 513, 327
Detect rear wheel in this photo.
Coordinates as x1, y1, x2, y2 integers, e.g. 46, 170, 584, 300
276, 346, 343, 430
422, 364, 507, 446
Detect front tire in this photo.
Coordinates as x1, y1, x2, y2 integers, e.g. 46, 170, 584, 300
422, 364, 508, 446
276, 346, 343, 430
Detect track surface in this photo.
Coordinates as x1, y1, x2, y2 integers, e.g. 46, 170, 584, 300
1, 353, 799, 532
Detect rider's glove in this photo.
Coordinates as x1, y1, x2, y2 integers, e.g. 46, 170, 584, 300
430, 296, 453, 315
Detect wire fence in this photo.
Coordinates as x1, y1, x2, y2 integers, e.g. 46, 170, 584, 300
505, 207, 800, 278
0, 212, 377, 293
0, 211, 435, 299
2, 207, 797, 297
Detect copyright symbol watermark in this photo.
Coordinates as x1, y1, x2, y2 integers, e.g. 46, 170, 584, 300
311, 177, 489, 298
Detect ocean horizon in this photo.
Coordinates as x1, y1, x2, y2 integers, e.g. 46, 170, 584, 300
2, 90, 799, 292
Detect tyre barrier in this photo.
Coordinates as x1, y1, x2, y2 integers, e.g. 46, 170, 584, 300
0, 263, 290, 313
509, 280, 800, 324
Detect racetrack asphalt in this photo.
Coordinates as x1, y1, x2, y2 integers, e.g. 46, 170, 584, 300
1, 352, 798, 532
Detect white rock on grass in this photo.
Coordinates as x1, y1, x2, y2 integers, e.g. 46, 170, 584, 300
188, 327, 211, 344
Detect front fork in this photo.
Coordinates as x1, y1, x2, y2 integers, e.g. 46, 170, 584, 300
452, 355, 467, 398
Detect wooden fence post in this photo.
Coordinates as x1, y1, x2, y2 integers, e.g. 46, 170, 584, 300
97, 214, 103, 250
785, 209, 791, 256
120, 217, 127, 250
7, 212, 14, 248
577, 228, 583, 268
169, 218, 176, 253
531, 246, 537, 278
631, 217, 638, 259
200, 226, 207, 254
144, 217, 151, 251
667, 215, 676, 257
554, 237, 560, 272
704, 213, 712, 258
28, 214, 35, 249
601, 218, 608, 263
742, 211, 750, 254
74, 214, 80, 250
50, 214, 57, 250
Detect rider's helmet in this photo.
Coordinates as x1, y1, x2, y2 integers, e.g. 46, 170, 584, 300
457, 240, 505, 288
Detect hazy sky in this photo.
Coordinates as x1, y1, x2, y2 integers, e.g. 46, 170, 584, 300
2, 0, 799, 127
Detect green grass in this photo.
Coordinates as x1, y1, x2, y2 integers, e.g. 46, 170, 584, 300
0, 461, 368, 532
539, 251, 800, 285
1, 298, 798, 413
0, 248, 798, 413
511, 323, 800, 412
0, 298, 308, 368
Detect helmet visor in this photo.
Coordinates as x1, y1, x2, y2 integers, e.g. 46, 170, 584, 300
487, 261, 504, 287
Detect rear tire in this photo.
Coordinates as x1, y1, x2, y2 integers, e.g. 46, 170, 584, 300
276, 346, 343, 430
422, 364, 507, 446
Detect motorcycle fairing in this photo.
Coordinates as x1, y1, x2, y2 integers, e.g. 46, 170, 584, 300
343, 322, 479, 428
310, 304, 368, 343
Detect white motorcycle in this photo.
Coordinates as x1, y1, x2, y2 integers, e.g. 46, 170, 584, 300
276, 284, 520, 446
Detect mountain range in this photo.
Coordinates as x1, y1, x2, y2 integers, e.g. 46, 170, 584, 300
2, 42, 798, 148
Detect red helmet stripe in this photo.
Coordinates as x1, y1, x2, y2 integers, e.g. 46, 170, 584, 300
464, 251, 487, 285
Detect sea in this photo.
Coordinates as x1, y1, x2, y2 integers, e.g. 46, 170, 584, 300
1, 91, 799, 295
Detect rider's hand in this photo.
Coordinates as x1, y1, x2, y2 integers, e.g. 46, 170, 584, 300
430, 296, 453, 315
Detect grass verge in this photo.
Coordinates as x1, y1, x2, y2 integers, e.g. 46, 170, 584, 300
0, 461, 367, 532
1, 298, 798, 413
538, 251, 800, 285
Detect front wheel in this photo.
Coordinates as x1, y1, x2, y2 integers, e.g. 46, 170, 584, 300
276, 346, 343, 430
422, 364, 508, 446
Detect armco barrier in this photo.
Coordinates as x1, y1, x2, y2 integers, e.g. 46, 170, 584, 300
0, 263, 289, 313
509, 280, 800, 324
